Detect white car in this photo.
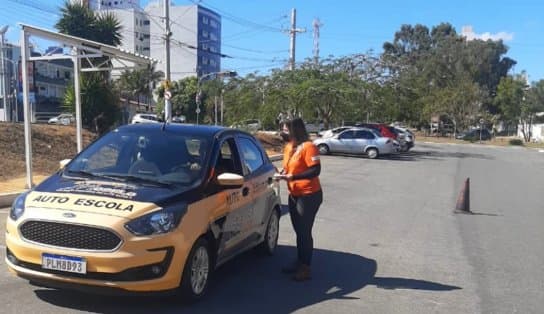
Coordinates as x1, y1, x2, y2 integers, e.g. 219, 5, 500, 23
318, 126, 354, 138
131, 113, 159, 124
48, 113, 75, 125
313, 127, 399, 159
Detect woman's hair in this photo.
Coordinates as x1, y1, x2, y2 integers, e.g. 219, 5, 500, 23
286, 118, 309, 145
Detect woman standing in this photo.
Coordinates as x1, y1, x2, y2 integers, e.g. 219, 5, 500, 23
276, 118, 323, 281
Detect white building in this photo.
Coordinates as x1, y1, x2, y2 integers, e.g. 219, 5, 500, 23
145, 2, 221, 80
75, 0, 139, 11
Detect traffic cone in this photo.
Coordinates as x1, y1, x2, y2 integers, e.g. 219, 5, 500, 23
455, 178, 471, 214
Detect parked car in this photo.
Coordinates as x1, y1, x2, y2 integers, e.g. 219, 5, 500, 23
313, 127, 399, 159
391, 126, 416, 152
230, 119, 262, 133
305, 121, 325, 134
5, 123, 281, 300
355, 123, 397, 140
455, 128, 492, 141
131, 113, 159, 124
172, 115, 186, 123
318, 126, 354, 138
48, 113, 75, 125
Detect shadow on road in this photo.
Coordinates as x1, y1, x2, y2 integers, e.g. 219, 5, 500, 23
385, 150, 494, 162
32, 246, 462, 313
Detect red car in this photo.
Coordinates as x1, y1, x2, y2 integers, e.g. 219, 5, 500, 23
356, 123, 397, 139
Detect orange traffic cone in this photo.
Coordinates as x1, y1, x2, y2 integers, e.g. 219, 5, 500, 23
455, 178, 471, 214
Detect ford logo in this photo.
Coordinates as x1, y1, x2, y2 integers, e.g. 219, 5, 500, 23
62, 212, 76, 218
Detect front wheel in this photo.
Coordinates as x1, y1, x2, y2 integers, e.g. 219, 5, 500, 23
179, 238, 212, 302
258, 209, 280, 255
366, 148, 379, 159
318, 144, 330, 155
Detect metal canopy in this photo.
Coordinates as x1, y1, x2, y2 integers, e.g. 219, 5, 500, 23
19, 24, 160, 188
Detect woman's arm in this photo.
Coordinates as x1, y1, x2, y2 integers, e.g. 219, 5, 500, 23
291, 164, 321, 180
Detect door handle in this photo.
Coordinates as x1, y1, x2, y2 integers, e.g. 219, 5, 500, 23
242, 187, 250, 197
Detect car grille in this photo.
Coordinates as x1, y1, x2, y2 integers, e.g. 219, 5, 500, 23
19, 221, 122, 251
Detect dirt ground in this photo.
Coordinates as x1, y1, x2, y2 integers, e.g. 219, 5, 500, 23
0, 123, 97, 190
0, 124, 284, 193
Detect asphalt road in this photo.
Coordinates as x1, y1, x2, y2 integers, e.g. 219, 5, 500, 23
1, 142, 543, 313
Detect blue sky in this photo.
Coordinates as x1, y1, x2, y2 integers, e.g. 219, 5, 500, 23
1, 0, 543, 82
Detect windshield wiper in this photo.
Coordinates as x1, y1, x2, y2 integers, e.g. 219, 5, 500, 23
103, 174, 174, 187
64, 170, 125, 182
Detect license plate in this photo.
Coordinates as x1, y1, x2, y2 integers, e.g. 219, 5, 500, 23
42, 253, 87, 274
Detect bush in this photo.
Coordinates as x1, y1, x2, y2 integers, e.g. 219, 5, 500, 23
509, 139, 524, 146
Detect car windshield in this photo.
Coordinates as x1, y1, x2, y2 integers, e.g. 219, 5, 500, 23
64, 129, 211, 186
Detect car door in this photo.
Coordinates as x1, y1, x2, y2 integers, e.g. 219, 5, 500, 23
210, 137, 256, 260
349, 130, 373, 154
335, 130, 357, 153
235, 135, 275, 244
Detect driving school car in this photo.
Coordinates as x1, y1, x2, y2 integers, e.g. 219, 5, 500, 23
5, 123, 281, 300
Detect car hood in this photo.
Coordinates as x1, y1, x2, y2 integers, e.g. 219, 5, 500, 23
28, 174, 193, 219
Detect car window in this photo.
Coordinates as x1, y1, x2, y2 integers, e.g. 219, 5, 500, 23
339, 130, 355, 139
86, 144, 120, 171
355, 130, 375, 139
214, 138, 243, 176
237, 137, 265, 174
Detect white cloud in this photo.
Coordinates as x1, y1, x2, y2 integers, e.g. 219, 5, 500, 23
461, 25, 514, 42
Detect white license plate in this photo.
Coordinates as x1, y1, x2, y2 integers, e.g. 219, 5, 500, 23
42, 253, 87, 274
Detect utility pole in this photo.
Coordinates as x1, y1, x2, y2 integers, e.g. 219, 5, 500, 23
312, 18, 323, 65
0, 26, 8, 122
163, 0, 172, 122
288, 8, 305, 71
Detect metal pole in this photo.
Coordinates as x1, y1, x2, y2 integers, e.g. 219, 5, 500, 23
164, 0, 171, 81
0, 31, 7, 121
21, 29, 33, 189
220, 88, 224, 125
214, 95, 217, 125
289, 8, 296, 71
73, 48, 82, 152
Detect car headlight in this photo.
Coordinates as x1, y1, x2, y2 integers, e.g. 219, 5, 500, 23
10, 192, 28, 221
125, 204, 187, 236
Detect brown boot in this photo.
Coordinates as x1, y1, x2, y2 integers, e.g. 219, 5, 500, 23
292, 264, 311, 282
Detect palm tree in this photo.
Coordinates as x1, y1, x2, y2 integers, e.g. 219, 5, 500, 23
118, 64, 164, 111
55, 1, 122, 46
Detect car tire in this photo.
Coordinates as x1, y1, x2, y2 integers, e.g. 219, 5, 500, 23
318, 144, 330, 155
179, 237, 212, 302
366, 147, 379, 159
258, 208, 280, 255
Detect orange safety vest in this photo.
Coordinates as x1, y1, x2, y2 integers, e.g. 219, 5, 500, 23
282, 141, 322, 196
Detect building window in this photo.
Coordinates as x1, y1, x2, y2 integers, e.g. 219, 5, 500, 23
202, 16, 209, 24
144, 20, 150, 25
65, 72, 70, 79
143, 34, 150, 39
210, 59, 216, 66
114, 1, 118, 5
202, 43, 209, 51
202, 30, 209, 38
202, 57, 209, 65
210, 33, 218, 41
210, 46, 218, 53
135, 18, 139, 25
210, 19, 218, 28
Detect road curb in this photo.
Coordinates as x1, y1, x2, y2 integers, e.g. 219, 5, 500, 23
0, 191, 24, 208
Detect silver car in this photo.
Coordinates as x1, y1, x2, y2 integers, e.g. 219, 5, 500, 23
313, 127, 399, 159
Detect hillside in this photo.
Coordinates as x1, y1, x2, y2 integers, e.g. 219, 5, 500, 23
0, 123, 97, 181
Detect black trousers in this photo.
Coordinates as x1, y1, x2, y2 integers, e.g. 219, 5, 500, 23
288, 190, 323, 266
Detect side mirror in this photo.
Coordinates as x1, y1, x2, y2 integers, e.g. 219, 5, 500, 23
217, 173, 244, 187
59, 159, 71, 170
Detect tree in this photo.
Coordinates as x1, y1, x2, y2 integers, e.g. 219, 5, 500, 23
56, 0, 124, 132
56, 1, 122, 46
520, 80, 544, 142
63, 73, 120, 134
155, 77, 198, 122
495, 75, 525, 133
118, 64, 164, 110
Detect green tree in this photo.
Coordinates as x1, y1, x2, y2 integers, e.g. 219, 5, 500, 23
118, 64, 164, 110
155, 77, 199, 122
63, 73, 120, 134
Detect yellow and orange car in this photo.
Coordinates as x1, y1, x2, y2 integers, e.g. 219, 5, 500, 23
6, 123, 281, 300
